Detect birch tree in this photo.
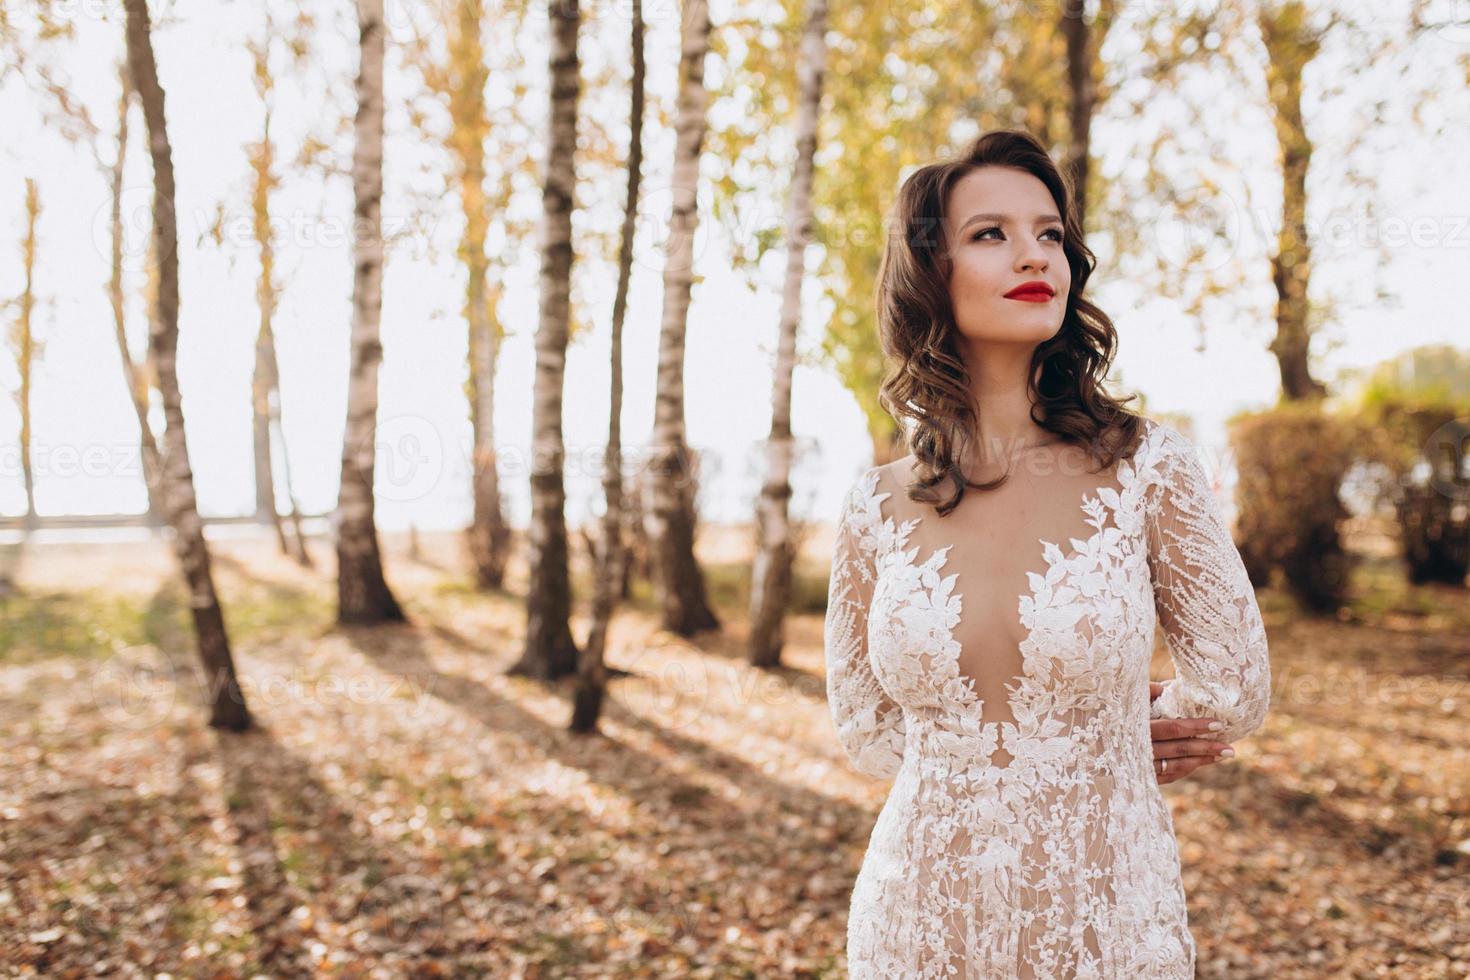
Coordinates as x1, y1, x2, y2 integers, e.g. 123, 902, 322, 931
510, 0, 581, 680
448, 0, 514, 591
0, 175, 40, 592
573, 0, 646, 731
649, 0, 719, 637
108, 65, 165, 527
337, 0, 405, 623
244, 11, 311, 564
122, 0, 251, 730
8, 179, 41, 528
1259, 0, 1329, 400
402, 0, 545, 592
746, 0, 826, 668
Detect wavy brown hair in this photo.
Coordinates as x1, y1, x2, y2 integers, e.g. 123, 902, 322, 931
875, 128, 1144, 516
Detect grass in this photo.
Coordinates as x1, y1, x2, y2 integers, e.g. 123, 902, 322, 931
578, 555, 832, 622
1346, 551, 1470, 630
0, 568, 334, 666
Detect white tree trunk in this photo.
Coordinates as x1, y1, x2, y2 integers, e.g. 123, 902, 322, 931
123, 0, 250, 730
749, 0, 828, 668
573, 0, 646, 731
107, 64, 165, 528
511, 0, 581, 680
649, 0, 719, 637
449, 0, 511, 590
336, 0, 404, 623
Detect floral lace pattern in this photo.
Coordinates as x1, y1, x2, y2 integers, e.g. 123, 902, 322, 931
823, 418, 1271, 978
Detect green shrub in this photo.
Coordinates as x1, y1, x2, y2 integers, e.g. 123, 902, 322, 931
1231, 403, 1357, 611
1354, 396, 1469, 585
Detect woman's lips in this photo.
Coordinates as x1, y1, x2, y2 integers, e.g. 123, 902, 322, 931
1005, 289, 1053, 302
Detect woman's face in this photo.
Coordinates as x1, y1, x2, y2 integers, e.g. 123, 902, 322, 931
942, 166, 1071, 344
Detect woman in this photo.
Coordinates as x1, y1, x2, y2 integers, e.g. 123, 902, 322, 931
823, 129, 1272, 978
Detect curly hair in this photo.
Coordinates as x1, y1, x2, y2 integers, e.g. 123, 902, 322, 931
874, 128, 1144, 517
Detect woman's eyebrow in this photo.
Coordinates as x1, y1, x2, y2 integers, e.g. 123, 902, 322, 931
958, 212, 1064, 231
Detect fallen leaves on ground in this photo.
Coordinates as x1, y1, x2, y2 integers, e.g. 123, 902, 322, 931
0, 531, 1466, 977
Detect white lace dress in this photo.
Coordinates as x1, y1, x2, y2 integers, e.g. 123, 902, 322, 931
823, 417, 1271, 979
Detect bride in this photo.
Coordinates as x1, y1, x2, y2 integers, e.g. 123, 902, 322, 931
823, 128, 1271, 978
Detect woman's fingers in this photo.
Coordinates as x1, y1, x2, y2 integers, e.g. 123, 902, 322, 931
1155, 738, 1232, 759
1155, 754, 1216, 783
1151, 717, 1223, 741
1148, 710, 1233, 784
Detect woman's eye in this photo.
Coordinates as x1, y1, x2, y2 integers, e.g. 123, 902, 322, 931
972, 226, 1065, 242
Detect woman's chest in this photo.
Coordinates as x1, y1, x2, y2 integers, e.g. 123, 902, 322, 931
863, 479, 1158, 721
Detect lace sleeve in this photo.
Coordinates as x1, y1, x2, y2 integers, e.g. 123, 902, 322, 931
1145, 431, 1271, 743
824, 473, 907, 779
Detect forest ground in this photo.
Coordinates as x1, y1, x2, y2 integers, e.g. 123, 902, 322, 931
1, 518, 1467, 978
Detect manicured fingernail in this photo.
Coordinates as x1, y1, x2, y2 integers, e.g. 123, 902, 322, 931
1219, 747, 1235, 757
1206, 721, 1224, 731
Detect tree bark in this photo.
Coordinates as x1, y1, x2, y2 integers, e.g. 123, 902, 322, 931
649, 0, 719, 637
336, 0, 405, 623
107, 64, 166, 528
249, 93, 309, 564
748, 0, 827, 668
251, 331, 278, 534
467, 283, 511, 589
573, 0, 645, 731
448, 0, 512, 591
1260, 1, 1327, 401
1061, 0, 1094, 224
251, 277, 285, 551
271, 402, 312, 567
16, 178, 38, 529
509, 0, 581, 680
123, 0, 251, 731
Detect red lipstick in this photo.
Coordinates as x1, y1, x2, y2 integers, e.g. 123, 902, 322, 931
1004, 281, 1055, 302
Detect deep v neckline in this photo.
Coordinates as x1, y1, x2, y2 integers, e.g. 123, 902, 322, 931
863, 431, 1155, 726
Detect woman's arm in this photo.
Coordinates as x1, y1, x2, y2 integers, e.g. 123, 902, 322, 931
1146, 430, 1272, 744
824, 472, 907, 779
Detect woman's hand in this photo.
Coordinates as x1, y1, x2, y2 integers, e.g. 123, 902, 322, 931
1149, 680, 1233, 784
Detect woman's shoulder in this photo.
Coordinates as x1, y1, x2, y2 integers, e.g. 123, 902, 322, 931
1135, 416, 1207, 470
835, 463, 899, 560
840, 461, 895, 521
873, 454, 919, 487
842, 454, 919, 505
1124, 417, 1218, 514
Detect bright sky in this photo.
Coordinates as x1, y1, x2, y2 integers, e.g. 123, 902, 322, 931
0, 0, 1465, 533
